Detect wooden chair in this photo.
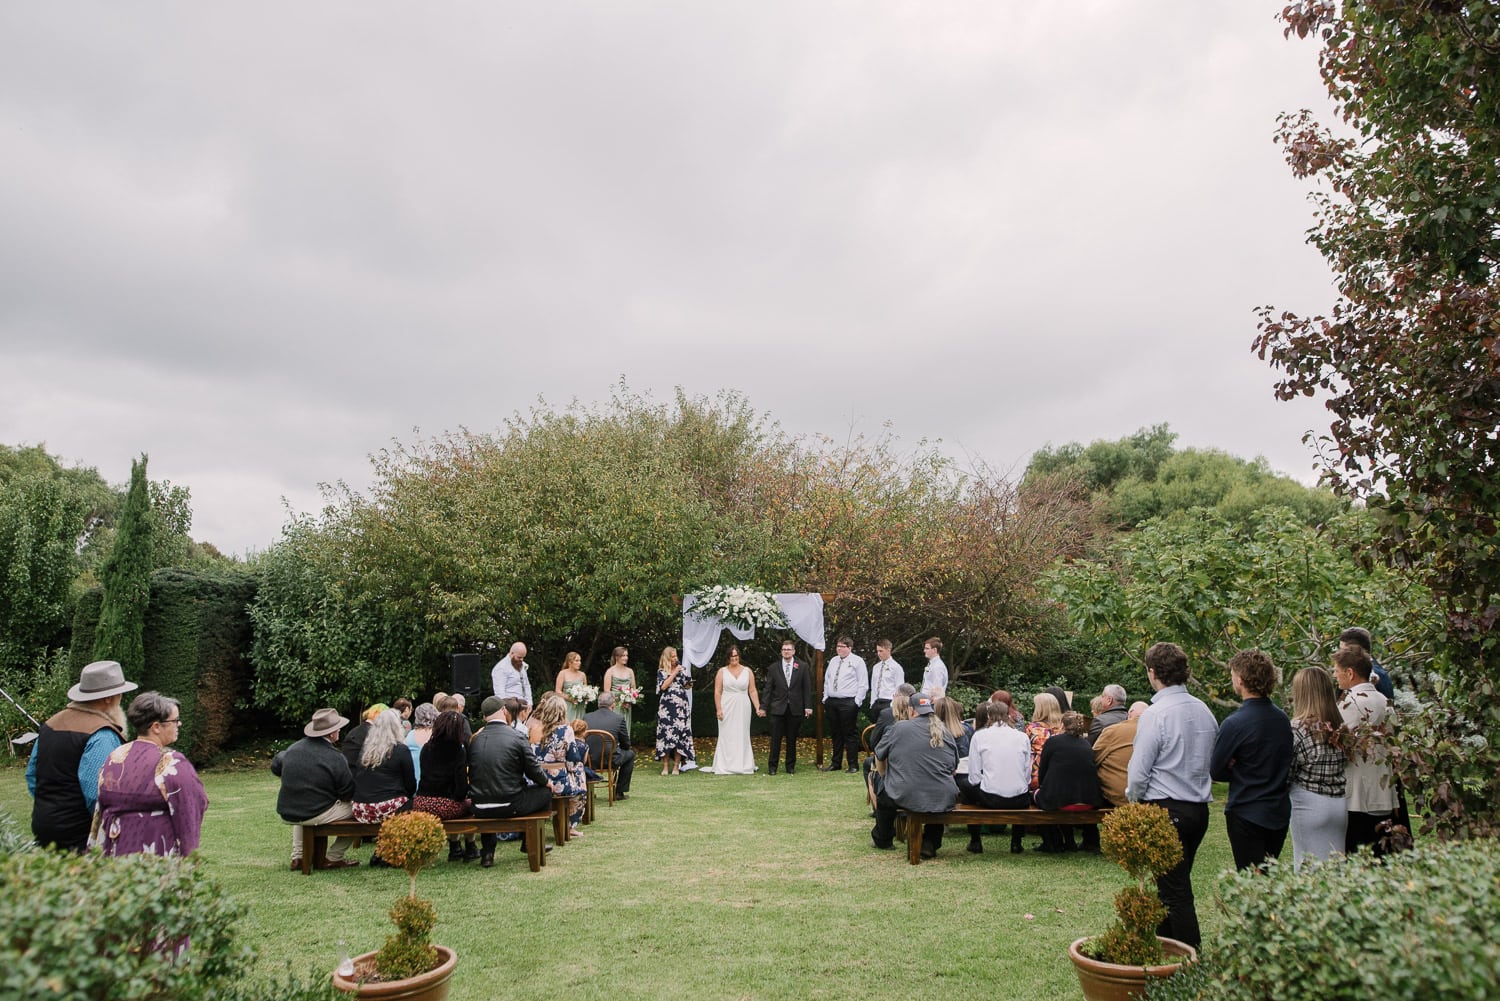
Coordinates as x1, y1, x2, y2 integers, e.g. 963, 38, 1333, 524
860, 724, 877, 757
584, 729, 618, 807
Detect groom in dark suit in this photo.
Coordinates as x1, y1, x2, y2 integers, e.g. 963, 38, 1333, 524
765, 638, 813, 774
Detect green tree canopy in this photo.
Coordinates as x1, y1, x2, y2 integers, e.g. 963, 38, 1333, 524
92, 456, 155, 678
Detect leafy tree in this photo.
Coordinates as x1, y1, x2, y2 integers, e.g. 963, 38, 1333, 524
1027, 424, 1178, 495
1045, 507, 1439, 707
92, 456, 154, 677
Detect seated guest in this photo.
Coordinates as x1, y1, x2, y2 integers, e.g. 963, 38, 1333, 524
341, 703, 387, 771
583, 691, 636, 800
935, 696, 973, 758
392, 697, 414, 733
272, 708, 359, 870
1043, 686, 1073, 713
1087, 684, 1129, 744
1094, 701, 1148, 808
413, 709, 476, 862
864, 685, 915, 809
989, 689, 1024, 728
533, 693, 587, 836
961, 701, 1033, 855
404, 702, 438, 785
570, 719, 602, 781
870, 694, 960, 859
1035, 711, 1106, 852
469, 696, 553, 868
352, 710, 417, 859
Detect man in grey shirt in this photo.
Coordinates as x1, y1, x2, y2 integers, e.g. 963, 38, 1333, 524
1126, 642, 1218, 949
869, 694, 959, 859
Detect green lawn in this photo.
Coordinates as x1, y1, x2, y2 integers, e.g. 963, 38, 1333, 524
0, 749, 1233, 1001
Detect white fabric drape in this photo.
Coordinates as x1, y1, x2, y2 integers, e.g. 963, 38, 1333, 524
681, 593, 826, 669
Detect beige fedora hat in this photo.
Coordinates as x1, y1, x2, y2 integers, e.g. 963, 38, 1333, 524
67, 660, 140, 702
304, 707, 350, 738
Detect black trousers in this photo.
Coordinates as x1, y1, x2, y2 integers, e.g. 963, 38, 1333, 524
1146, 798, 1209, 949
959, 783, 1030, 842
768, 713, 803, 771
868, 699, 890, 724
872, 789, 944, 853
1225, 811, 1287, 871
1346, 809, 1394, 857
825, 697, 859, 768
472, 785, 554, 851
612, 748, 636, 795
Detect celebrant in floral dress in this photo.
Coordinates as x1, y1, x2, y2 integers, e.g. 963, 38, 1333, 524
655, 646, 693, 775
89, 691, 208, 857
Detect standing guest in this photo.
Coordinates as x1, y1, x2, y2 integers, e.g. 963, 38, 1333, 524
1334, 646, 1395, 855
469, 696, 553, 868
28, 660, 138, 852
1288, 666, 1349, 868
764, 639, 813, 775
1043, 686, 1072, 713
89, 691, 208, 857
920, 637, 948, 697
583, 690, 636, 799
272, 708, 360, 870
404, 703, 438, 786
863, 684, 916, 807
1338, 626, 1394, 700
392, 697, 414, 733
1087, 685, 1129, 744
867, 639, 905, 724
1211, 649, 1294, 871
870, 694, 959, 858
533, 694, 586, 835
820, 637, 868, 773
341, 704, 386, 771
1094, 702, 1148, 808
961, 701, 1033, 854
492, 642, 534, 709
352, 709, 416, 852
602, 646, 636, 732
655, 646, 693, 776
1126, 642, 1218, 950
1035, 711, 1107, 852
413, 710, 476, 863
707, 645, 764, 776
554, 651, 590, 723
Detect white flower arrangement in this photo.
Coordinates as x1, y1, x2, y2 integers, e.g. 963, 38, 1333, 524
564, 682, 600, 705
690, 585, 790, 632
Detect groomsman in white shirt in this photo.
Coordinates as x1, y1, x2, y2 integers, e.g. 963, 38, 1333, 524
921, 637, 948, 697
820, 637, 868, 773
867, 640, 905, 723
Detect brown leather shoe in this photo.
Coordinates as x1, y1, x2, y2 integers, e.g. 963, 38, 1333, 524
290, 859, 303, 871
316, 858, 360, 870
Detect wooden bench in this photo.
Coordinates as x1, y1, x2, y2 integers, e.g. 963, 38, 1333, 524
300, 811, 553, 875
900, 804, 1114, 865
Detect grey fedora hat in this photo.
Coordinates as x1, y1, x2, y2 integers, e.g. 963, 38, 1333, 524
304, 707, 350, 738
67, 660, 140, 702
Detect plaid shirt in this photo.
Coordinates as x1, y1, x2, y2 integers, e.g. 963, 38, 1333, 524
1290, 720, 1346, 798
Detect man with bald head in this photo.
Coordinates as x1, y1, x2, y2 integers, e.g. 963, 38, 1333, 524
491, 642, 533, 709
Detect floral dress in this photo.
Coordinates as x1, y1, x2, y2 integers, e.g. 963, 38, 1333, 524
89, 740, 209, 857
537, 724, 586, 829
655, 667, 694, 761
1025, 721, 1062, 791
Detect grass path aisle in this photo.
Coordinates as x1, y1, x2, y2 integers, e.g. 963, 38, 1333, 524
0, 749, 1231, 1000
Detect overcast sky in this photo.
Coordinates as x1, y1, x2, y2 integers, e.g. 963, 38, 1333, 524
1, 3, 1340, 556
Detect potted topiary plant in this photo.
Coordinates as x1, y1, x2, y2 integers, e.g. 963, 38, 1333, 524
332, 811, 458, 1001
1068, 802, 1196, 1001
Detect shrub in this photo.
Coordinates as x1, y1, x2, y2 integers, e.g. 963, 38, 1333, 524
1148, 840, 1500, 1000
368, 811, 447, 981
1089, 802, 1182, 966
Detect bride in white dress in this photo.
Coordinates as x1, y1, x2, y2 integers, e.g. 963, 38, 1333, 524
708, 646, 764, 775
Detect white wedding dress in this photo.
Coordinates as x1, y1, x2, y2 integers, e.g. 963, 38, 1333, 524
709, 668, 756, 774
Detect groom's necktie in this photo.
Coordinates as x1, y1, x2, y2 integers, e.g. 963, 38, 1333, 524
783, 661, 793, 686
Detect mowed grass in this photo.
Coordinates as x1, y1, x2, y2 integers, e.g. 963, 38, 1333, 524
0, 741, 1233, 1001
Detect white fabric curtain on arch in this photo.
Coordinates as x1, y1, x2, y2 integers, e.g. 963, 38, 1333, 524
681, 593, 826, 669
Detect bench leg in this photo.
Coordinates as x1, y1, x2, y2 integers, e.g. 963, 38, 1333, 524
553, 804, 568, 845
523, 820, 543, 872
907, 817, 924, 865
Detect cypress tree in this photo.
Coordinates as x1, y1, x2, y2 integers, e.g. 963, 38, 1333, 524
93, 455, 154, 677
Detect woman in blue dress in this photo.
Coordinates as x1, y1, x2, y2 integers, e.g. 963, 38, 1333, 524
655, 646, 693, 775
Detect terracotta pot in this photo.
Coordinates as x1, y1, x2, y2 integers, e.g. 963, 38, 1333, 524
332, 945, 458, 1001
1067, 937, 1195, 1001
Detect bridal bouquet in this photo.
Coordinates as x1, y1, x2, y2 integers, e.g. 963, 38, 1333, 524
690, 585, 790, 631
564, 682, 600, 705
612, 684, 642, 709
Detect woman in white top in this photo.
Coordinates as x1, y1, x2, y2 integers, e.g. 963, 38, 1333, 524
960, 701, 1034, 854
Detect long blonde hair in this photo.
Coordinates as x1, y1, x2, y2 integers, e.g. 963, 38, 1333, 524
533, 692, 568, 730
1031, 692, 1063, 729
925, 713, 948, 748
659, 647, 678, 672
1291, 667, 1345, 746
560, 651, 582, 676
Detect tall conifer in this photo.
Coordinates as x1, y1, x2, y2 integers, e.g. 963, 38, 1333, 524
93, 455, 154, 677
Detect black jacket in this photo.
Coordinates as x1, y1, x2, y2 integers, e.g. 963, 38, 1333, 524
468, 720, 548, 802
272, 736, 357, 822
1035, 733, 1105, 810
417, 740, 469, 802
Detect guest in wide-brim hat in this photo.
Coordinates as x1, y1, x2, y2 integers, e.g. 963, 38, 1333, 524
273, 708, 360, 870
304, 708, 349, 738
29, 660, 141, 852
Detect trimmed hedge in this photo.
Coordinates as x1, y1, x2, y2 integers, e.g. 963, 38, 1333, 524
71, 567, 256, 758
1146, 840, 1500, 1000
